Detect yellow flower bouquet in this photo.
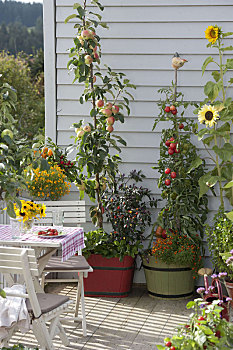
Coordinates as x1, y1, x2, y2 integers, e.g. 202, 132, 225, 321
13, 199, 46, 232
27, 163, 71, 201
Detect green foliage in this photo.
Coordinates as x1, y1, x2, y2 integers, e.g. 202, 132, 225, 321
1, 345, 38, 350
0, 0, 42, 27
205, 210, 233, 280
193, 27, 233, 211
0, 52, 44, 142
157, 298, 233, 349
0, 76, 28, 217
83, 229, 143, 261
67, 0, 135, 228
154, 87, 208, 240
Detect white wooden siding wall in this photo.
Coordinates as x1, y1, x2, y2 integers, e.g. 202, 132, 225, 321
44, 0, 233, 283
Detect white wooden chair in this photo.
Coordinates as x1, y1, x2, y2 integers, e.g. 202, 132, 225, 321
35, 200, 92, 336
0, 246, 72, 350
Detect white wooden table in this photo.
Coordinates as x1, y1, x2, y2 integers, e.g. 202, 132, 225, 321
0, 225, 84, 292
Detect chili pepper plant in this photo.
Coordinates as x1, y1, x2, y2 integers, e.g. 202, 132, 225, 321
102, 170, 158, 256
66, 0, 135, 228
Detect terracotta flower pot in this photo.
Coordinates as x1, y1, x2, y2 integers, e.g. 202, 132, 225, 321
84, 254, 135, 298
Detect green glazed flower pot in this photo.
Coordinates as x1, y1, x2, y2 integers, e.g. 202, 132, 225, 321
143, 257, 194, 300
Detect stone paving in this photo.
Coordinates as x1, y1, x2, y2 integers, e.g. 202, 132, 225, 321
9, 284, 192, 350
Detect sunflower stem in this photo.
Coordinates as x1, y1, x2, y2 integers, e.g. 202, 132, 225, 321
214, 126, 224, 209
219, 47, 226, 104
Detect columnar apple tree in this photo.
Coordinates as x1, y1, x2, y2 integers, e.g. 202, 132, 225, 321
153, 85, 208, 241
66, 1, 135, 227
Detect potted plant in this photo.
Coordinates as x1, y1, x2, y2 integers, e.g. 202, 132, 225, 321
190, 26, 233, 300
143, 62, 208, 299
157, 298, 233, 350
64, 0, 140, 296
82, 170, 157, 297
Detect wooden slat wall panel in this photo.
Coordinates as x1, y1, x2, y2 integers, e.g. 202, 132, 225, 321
49, 0, 233, 283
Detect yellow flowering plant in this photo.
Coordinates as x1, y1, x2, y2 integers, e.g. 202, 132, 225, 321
27, 164, 71, 201
190, 26, 233, 216
14, 199, 46, 222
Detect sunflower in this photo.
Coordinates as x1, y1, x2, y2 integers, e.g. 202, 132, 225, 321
40, 204, 46, 218
198, 105, 219, 128
205, 26, 219, 44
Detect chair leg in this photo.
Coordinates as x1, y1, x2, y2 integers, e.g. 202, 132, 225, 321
57, 321, 70, 346
32, 318, 55, 350
41, 272, 45, 290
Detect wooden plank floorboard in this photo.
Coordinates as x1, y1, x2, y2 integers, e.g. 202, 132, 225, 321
8, 283, 193, 350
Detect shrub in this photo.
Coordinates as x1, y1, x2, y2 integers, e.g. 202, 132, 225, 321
0, 51, 44, 142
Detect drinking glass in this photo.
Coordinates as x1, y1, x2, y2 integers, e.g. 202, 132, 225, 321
52, 209, 64, 228
10, 218, 22, 239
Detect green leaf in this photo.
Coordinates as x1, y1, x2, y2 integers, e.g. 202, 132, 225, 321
222, 32, 233, 38
226, 211, 233, 221
0, 289, 6, 298
204, 81, 219, 101
213, 143, 233, 162
212, 71, 220, 82
198, 128, 209, 140
6, 201, 16, 218
202, 56, 213, 75
187, 157, 203, 173
79, 190, 84, 200
224, 180, 233, 189
226, 58, 233, 69
222, 46, 233, 51
156, 346, 165, 350
186, 301, 195, 309
65, 13, 77, 23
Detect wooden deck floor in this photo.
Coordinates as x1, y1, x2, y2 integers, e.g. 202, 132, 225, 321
10, 284, 192, 350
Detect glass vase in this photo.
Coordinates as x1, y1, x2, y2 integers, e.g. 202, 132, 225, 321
22, 218, 34, 234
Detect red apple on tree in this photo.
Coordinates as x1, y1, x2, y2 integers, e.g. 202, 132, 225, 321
107, 116, 115, 125
170, 143, 176, 150
106, 102, 113, 109
170, 105, 176, 111
168, 148, 174, 155
171, 109, 177, 115
112, 105, 119, 114
84, 55, 93, 65
81, 30, 91, 39
179, 123, 184, 129
171, 171, 177, 179
96, 99, 104, 108
165, 140, 171, 147
102, 108, 112, 117
164, 106, 170, 113
107, 125, 114, 133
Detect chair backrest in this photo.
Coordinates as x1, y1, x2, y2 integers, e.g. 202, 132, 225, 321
35, 200, 86, 226
0, 246, 38, 277
0, 246, 42, 318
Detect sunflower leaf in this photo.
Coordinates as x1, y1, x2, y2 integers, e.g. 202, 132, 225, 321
226, 59, 233, 69
202, 56, 214, 75
212, 71, 220, 82
222, 46, 233, 51
204, 81, 219, 101
187, 157, 203, 173
224, 180, 233, 189
198, 128, 210, 140
222, 32, 233, 38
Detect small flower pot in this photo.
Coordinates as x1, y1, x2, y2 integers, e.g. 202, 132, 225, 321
84, 254, 135, 297
143, 256, 194, 300
225, 280, 233, 308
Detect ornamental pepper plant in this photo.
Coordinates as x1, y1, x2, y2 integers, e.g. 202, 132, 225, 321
147, 78, 208, 276
102, 170, 158, 254
66, 0, 135, 228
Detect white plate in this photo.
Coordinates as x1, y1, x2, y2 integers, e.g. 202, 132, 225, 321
38, 234, 67, 239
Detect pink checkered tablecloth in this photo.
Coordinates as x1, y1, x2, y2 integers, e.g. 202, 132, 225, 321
0, 225, 85, 262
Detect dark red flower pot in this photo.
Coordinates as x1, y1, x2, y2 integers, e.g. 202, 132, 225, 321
84, 254, 135, 297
